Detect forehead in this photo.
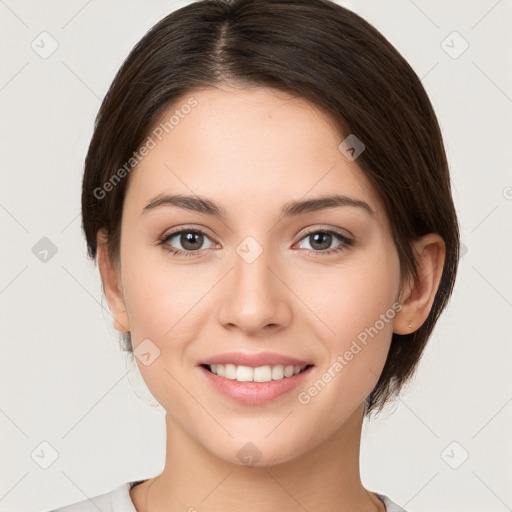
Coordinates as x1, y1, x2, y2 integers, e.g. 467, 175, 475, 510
124, 85, 383, 221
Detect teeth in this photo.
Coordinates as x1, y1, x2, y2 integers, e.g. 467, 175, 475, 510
209, 364, 307, 382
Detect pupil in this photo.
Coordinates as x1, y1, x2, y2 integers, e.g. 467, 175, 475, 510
311, 232, 331, 250
182, 232, 203, 250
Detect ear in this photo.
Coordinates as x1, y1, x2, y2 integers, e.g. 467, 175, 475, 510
96, 229, 130, 333
394, 233, 446, 334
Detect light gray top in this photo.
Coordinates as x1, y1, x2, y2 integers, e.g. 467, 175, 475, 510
48, 480, 408, 511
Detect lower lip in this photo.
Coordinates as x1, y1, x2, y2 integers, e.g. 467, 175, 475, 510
199, 365, 314, 405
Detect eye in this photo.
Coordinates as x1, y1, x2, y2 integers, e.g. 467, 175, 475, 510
158, 227, 354, 257
295, 229, 354, 255
158, 228, 216, 256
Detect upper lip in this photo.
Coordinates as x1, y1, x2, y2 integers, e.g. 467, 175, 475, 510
198, 351, 313, 367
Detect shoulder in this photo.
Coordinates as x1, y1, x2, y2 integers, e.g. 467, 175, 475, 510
47, 481, 141, 512
376, 493, 408, 512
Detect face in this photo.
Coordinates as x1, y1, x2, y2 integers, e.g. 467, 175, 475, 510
109, 85, 403, 465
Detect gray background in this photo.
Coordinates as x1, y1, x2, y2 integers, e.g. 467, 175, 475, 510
1, 1, 511, 511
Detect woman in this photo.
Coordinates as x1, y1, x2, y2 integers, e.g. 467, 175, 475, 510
51, 0, 459, 510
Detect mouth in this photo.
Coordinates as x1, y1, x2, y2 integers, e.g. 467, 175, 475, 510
198, 362, 315, 405
200, 363, 314, 383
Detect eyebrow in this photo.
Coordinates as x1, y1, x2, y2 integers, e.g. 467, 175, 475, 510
142, 193, 375, 218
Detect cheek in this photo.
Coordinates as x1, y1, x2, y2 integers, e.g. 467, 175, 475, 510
293, 297, 397, 428
297, 249, 400, 393
119, 234, 214, 341
297, 252, 400, 345
119, 253, 212, 406
124, 273, 197, 340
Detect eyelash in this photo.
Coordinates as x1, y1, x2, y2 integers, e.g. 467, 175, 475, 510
158, 227, 354, 258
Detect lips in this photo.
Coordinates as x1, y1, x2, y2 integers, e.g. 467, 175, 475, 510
198, 351, 313, 368
199, 363, 315, 405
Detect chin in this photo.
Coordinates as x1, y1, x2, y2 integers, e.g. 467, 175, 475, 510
204, 433, 312, 469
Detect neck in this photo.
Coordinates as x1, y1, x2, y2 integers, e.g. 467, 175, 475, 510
131, 403, 384, 512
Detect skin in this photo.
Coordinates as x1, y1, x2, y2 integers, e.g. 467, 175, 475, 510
97, 84, 445, 512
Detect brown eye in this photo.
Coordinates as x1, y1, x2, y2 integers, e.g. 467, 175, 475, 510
296, 229, 354, 255
307, 232, 333, 251
178, 231, 205, 250
159, 229, 215, 255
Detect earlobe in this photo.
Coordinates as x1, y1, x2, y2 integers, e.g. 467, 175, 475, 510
96, 230, 130, 333
393, 234, 445, 335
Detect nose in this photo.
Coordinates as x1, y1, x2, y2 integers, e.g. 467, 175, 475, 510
217, 243, 293, 336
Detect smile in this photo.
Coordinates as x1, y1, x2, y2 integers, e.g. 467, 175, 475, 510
199, 364, 315, 405
203, 363, 312, 382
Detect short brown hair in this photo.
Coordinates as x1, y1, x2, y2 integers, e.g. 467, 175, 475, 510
82, 0, 460, 416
